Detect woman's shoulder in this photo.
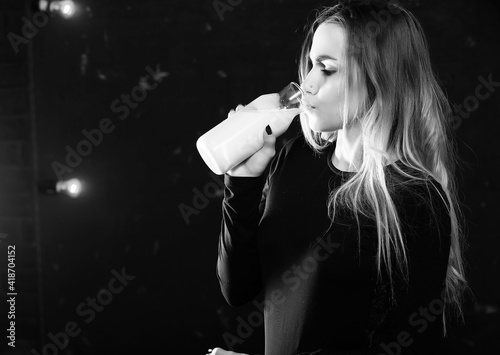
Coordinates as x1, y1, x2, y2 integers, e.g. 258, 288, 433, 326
269, 133, 311, 165
267, 133, 326, 178
276, 132, 333, 162
277, 132, 310, 155
389, 160, 446, 207
388, 163, 451, 237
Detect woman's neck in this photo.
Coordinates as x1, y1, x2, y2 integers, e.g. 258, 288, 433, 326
332, 123, 363, 172
332, 124, 399, 172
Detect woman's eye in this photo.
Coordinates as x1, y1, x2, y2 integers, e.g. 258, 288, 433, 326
322, 68, 336, 76
307, 60, 336, 76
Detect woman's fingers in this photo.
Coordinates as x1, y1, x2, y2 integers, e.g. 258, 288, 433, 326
259, 125, 276, 160
228, 104, 245, 117
207, 347, 250, 355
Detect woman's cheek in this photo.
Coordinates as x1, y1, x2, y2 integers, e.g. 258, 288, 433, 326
322, 105, 344, 131
307, 109, 338, 132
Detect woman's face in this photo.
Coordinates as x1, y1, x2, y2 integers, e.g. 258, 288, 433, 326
301, 23, 362, 132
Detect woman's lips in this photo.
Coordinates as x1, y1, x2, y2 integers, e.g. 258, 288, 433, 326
301, 100, 315, 109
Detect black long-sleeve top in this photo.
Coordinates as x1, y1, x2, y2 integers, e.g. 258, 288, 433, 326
217, 134, 451, 355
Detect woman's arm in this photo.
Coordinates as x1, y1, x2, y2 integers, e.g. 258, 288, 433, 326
215, 99, 296, 306
216, 132, 296, 306
366, 180, 453, 355
315, 180, 452, 355
217, 173, 269, 306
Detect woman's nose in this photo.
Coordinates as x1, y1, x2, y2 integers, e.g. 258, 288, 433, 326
302, 76, 317, 96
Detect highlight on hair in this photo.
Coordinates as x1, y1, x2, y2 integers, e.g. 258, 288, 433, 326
297, 0, 469, 334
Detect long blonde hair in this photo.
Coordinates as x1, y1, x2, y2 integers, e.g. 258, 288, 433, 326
298, 1, 468, 333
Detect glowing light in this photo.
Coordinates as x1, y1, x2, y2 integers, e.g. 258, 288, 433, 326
39, 0, 76, 19
39, 0, 49, 11
59, 1, 76, 18
56, 178, 82, 198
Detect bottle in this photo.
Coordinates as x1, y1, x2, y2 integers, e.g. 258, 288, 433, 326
196, 83, 304, 175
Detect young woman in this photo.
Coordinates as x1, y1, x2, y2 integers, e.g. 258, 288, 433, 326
213, 1, 468, 354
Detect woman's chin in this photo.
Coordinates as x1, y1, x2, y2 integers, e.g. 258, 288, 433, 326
307, 115, 337, 133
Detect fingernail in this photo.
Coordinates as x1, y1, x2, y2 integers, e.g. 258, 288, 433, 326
265, 125, 272, 135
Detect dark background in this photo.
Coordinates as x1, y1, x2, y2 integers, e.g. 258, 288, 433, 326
0, 0, 499, 354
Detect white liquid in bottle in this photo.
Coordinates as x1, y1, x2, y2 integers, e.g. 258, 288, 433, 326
196, 82, 304, 175
196, 107, 301, 175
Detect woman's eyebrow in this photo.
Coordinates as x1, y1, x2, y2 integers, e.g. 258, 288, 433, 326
309, 54, 338, 62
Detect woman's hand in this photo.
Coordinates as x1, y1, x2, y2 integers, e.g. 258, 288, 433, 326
207, 347, 250, 355
226, 94, 299, 177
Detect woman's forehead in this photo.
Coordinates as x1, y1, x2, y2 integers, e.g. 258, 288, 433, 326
310, 23, 345, 61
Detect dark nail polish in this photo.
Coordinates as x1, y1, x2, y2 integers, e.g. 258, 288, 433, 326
266, 125, 272, 135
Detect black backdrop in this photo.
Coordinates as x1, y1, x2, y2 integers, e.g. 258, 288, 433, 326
1, 0, 499, 354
